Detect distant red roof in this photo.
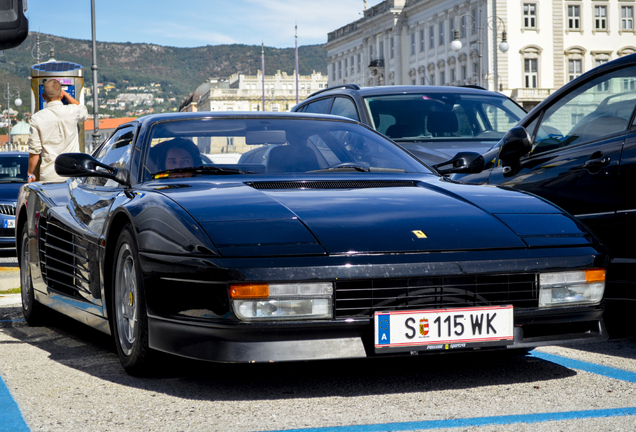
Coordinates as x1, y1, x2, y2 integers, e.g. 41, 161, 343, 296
85, 117, 137, 131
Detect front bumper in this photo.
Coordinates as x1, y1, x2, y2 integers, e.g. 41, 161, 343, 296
140, 246, 608, 363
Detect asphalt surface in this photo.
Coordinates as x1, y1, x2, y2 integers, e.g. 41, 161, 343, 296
0, 251, 635, 432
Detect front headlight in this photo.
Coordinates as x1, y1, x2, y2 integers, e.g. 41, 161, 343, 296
230, 282, 333, 321
539, 269, 605, 308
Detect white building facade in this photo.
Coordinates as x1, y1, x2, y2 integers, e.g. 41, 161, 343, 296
326, 0, 636, 109
182, 71, 328, 113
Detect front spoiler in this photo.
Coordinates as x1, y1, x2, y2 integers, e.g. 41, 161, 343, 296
148, 307, 607, 363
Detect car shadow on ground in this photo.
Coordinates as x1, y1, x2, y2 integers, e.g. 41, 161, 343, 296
0, 304, 585, 402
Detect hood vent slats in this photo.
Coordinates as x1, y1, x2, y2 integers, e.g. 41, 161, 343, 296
247, 180, 418, 190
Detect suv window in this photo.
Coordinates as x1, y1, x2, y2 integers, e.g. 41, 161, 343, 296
330, 97, 359, 121
304, 98, 333, 114
531, 65, 636, 154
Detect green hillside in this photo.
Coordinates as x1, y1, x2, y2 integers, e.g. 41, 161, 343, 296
0, 32, 328, 116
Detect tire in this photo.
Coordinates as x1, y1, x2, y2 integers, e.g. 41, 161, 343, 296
20, 227, 46, 325
111, 225, 153, 375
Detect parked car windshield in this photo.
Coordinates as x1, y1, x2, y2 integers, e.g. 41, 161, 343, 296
144, 117, 433, 179
363, 93, 526, 142
0, 155, 28, 182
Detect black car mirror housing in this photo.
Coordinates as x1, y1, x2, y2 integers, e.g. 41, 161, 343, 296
55, 153, 131, 188
433, 152, 485, 175
499, 126, 532, 166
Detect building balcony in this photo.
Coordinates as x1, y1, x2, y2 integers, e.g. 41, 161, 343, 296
369, 59, 385, 68
510, 88, 554, 103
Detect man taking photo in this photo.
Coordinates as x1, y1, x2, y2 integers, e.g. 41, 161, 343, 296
27, 79, 88, 182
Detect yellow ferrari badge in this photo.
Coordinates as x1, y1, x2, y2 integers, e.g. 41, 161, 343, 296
412, 230, 427, 238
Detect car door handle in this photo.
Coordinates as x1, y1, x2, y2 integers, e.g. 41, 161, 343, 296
584, 157, 610, 170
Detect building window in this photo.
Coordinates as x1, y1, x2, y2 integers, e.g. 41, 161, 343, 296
472, 9, 478, 34
344, 59, 348, 77
338, 61, 342, 79
379, 41, 384, 59
332, 63, 336, 78
450, 69, 456, 83
440, 71, 445, 85
524, 4, 537, 28
568, 59, 582, 81
568, 5, 580, 30
622, 6, 634, 30
439, 21, 444, 46
524, 59, 538, 88
571, 113, 583, 126
430, 73, 435, 85
595, 6, 607, 30
410, 32, 415, 55
390, 37, 395, 59
623, 78, 636, 91
412, 79, 416, 85
419, 29, 425, 52
357, 54, 361, 72
421, 76, 426, 85
460, 16, 467, 38
461, 65, 467, 81
429, 26, 434, 49
595, 59, 610, 91
369, 45, 374, 60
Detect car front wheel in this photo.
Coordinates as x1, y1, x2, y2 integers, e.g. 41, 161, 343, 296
112, 225, 153, 375
20, 227, 46, 325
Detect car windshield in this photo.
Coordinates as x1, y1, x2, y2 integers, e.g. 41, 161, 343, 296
144, 117, 432, 179
0, 156, 28, 182
363, 93, 526, 143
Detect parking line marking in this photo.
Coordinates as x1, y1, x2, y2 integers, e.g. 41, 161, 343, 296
265, 407, 636, 432
531, 351, 636, 383
0, 375, 29, 432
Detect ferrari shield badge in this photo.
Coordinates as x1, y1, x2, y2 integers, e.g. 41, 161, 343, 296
412, 230, 427, 238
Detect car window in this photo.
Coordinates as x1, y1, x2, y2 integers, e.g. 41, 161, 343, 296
85, 127, 135, 187
330, 97, 359, 121
142, 118, 432, 180
0, 156, 28, 182
304, 98, 333, 114
531, 65, 636, 155
363, 93, 526, 143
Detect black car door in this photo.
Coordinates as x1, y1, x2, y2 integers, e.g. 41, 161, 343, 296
47, 126, 136, 304
488, 65, 636, 253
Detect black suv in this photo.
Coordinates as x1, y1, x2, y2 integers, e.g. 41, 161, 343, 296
292, 84, 526, 168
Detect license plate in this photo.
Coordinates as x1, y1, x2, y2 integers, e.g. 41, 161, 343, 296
374, 305, 514, 352
3, 219, 14, 229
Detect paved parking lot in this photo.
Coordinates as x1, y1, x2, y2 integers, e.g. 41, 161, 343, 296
0, 254, 635, 432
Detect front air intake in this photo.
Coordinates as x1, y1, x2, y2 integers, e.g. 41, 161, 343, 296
247, 180, 419, 190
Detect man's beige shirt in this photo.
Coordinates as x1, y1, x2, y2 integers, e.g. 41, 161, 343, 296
28, 100, 88, 182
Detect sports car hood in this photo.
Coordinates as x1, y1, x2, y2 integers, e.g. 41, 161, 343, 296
154, 177, 592, 257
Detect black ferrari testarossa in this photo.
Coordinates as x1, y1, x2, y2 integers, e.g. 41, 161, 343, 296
17, 112, 608, 375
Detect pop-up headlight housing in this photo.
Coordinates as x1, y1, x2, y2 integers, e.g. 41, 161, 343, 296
539, 269, 605, 308
230, 282, 333, 321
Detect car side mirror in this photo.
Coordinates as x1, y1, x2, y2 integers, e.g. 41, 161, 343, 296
433, 151, 485, 175
499, 126, 532, 169
55, 153, 131, 187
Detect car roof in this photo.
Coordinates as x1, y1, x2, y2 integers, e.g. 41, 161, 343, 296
0, 151, 28, 156
304, 85, 513, 101
133, 111, 361, 127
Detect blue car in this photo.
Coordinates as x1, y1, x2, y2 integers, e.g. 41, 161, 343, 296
0, 151, 27, 249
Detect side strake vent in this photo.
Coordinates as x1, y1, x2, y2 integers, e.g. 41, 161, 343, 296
38, 216, 91, 298
247, 180, 419, 190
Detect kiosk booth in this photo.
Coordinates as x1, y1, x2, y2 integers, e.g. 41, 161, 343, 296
30, 61, 86, 152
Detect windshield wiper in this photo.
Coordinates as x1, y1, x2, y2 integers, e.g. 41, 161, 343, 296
154, 165, 254, 178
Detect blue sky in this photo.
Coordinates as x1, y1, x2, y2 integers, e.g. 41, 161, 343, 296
27, 0, 384, 48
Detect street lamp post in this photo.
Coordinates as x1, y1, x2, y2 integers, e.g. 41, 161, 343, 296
450, 13, 509, 91
4, 83, 22, 147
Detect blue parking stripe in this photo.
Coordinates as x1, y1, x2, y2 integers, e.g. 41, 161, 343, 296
266, 407, 636, 432
0, 320, 25, 323
530, 351, 636, 383
0, 375, 29, 432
